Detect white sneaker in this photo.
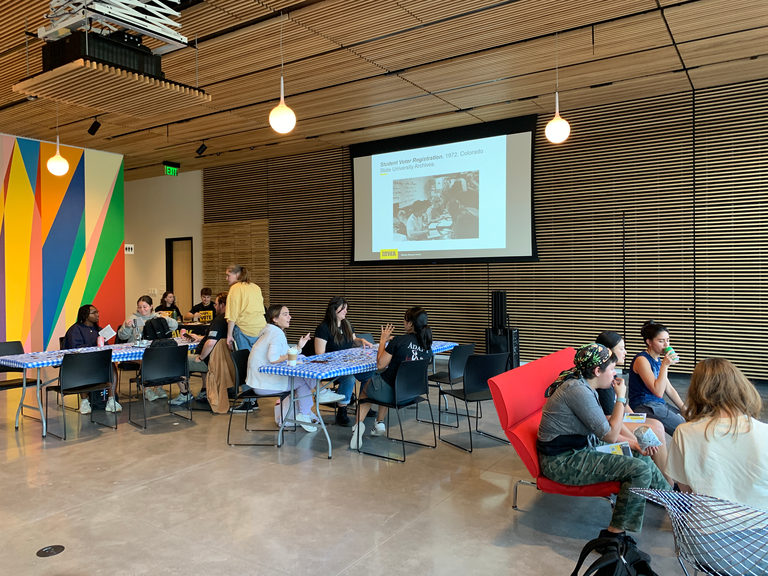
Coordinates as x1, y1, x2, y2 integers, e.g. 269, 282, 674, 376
317, 388, 345, 404
350, 421, 365, 450
154, 387, 168, 399
144, 388, 159, 402
170, 392, 193, 406
105, 397, 122, 412
295, 412, 318, 432
370, 420, 386, 437
79, 398, 92, 414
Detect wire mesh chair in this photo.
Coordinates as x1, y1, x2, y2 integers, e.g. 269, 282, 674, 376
631, 488, 768, 576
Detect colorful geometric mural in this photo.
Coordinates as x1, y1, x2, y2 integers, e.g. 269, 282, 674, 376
0, 134, 124, 352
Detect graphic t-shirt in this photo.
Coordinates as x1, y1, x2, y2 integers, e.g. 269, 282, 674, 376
314, 322, 356, 353
189, 302, 216, 323
381, 333, 433, 386
195, 314, 227, 363
155, 304, 182, 319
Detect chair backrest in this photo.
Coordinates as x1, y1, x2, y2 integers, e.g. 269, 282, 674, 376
59, 336, 65, 350
230, 348, 249, 391
304, 337, 316, 358
141, 345, 188, 383
487, 347, 576, 432
393, 358, 430, 402
462, 352, 509, 395
357, 332, 374, 344
0, 340, 24, 374
59, 349, 113, 392
447, 343, 476, 380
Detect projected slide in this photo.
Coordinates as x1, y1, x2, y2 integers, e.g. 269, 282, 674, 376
352, 117, 535, 264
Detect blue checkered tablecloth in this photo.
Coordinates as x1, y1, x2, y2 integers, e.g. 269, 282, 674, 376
258, 340, 457, 379
0, 338, 198, 370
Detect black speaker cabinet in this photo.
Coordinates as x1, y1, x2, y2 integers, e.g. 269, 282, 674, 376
485, 327, 520, 369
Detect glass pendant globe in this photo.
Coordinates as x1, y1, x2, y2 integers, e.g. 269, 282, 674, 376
269, 102, 296, 134
47, 152, 69, 176
545, 113, 570, 144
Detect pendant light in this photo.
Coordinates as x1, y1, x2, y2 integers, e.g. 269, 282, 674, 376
47, 103, 69, 176
269, 13, 296, 134
545, 32, 570, 144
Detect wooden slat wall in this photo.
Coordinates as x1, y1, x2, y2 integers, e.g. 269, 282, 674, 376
201, 78, 768, 379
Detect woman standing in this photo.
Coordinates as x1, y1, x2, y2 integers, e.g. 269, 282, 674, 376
245, 305, 344, 430
224, 264, 266, 352
350, 307, 433, 449
314, 296, 374, 426
666, 358, 768, 510
627, 320, 686, 435
154, 291, 182, 320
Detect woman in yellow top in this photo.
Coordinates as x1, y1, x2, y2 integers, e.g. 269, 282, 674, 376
225, 264, 266, 351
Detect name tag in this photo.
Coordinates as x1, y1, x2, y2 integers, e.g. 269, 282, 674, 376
623, 413, 646, 423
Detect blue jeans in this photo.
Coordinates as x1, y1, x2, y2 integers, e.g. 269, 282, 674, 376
233, 325, 258, 352
336, 371, 376, 405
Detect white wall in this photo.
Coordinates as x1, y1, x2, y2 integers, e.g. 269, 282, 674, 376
123, 170, 203, 318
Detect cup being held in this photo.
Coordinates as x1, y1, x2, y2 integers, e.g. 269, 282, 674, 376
287, 347, 298, 366
663, 346, 680, 364
634, 425, 662, 451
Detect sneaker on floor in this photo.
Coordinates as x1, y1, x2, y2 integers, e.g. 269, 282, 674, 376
154, 387, 168, 399
317, 388, 345, 404
105, 397, 122, 412
79, 398, 92, 415
196, 389, 208, 402
231, 399, 256, 413
295, 412, 318, 432
144, 388, 159, 402
370, 420, 386, 437
170, 392, 194, 406
336, 405, 351, 427
349, 421, 365, 450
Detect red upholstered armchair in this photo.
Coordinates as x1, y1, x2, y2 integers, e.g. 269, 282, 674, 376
488, 348, 619, 510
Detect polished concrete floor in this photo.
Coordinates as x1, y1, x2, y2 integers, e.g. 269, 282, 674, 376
0, 366, 704, 575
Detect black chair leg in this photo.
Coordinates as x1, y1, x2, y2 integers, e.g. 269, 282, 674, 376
473, 400, 510, 445
46, 388, 68, 441
418, 385, 459, 428
439, 398, 475, 452
227, 394, 292, 447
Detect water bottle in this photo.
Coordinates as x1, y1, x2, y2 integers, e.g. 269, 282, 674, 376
133, 319, 141, 343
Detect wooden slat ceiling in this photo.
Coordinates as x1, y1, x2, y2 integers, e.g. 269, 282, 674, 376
0, 0, 764, 180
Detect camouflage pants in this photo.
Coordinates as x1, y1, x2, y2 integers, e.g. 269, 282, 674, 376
539, 448, 669, 532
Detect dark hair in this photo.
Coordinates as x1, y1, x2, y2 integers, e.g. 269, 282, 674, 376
161, 291, 175, 305
405, 306, 432, 350
216, 291, 227, 306
266, 304, 286, 328
137, 295, 153, 307
596, 331, 623, 350
227, 264, 251, 283
201, 287, 212, 297
77, 304, 95, 324
641, 320, 668, 344
322, 296, 354, 345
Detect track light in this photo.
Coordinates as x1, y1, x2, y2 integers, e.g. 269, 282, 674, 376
196, 142, 207, 156
87, 117, 101, 136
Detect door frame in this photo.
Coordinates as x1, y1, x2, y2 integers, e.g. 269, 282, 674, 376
165, 237, 194, 305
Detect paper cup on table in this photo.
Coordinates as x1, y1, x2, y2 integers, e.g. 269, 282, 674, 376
287, 347, 298, 366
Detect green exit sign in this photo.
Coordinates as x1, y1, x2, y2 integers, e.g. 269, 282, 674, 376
163, 161, 180, 176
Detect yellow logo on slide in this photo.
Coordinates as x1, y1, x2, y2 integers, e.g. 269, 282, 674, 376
380, 249, 398, 260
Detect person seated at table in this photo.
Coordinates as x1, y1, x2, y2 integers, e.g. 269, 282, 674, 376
406, 201, 430, 240
538, 343, 669, 542
154, 291, 182, 320
63, 304, 121, 414
595, 331, 672, 485
170, 291, 228, 405
314, 296, 374, 427
242, 304, 344, 430
184, 287, 216, 323
447, 198, 478, 239
350, 306, 434, 449
666, 358, 768, 511
627, 320, 686, 435
117, 295, 179, 402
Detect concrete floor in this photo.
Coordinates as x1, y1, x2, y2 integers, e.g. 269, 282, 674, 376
0, 365, 707, 575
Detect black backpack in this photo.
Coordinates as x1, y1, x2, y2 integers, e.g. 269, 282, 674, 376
571, 538, 659, 576
142, 317, 172, 340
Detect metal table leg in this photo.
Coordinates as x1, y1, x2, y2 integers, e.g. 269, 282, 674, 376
14, 368, 46, 437
278, 376, 333, 459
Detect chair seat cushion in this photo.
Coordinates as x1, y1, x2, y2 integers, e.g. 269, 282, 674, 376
442, 388, 493, 402
368, 395, 428, 409
118, 361, 141, 370
537, 476, 620, 497
428, 371, 462, 385
48, 383, 112, 395
238, 389, 290, 400
0, 378, 25, 390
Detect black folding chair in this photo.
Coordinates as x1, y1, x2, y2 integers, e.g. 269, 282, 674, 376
114, 334, 140, 400
417, 343, 475, 426
356, 359, 436, 463
128, 345, 191, 429
357, 333, 374, 344
0, 341, 25, 392
438, 353, 510, 452
44, 349, 116, 440
227, 349, 292, 447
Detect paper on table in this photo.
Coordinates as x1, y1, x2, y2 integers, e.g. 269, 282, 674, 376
623, 413, 646, 423
436, 219, 452, 228
428, 229, 441, 238
595, 441, 632, 457
428, 222, 438, 229
99, 324, 116, 340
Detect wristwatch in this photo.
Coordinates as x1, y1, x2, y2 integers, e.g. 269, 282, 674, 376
616, 397, 627, 405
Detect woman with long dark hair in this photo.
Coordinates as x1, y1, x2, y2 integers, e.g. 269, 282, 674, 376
315, 296, 374, 426
350, 306, 433, 449
154, 291, 182, 319
627, 320, 686, 435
